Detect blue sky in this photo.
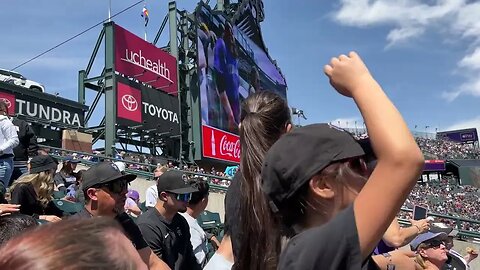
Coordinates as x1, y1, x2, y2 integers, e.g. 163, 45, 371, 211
1, 0, 479, 135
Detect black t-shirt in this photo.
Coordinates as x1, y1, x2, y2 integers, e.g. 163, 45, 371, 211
70, 208, 148, 250
10, 183, 63, 217
223, 172, 242, 259
137, 207, 201, 270
278, 204, 379, 270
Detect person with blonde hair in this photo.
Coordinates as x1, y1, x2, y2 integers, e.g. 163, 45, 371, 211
10, 155, 62, 222
410, 232, 449, 269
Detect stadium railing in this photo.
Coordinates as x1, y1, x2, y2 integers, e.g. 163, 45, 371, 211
399, 208, 480, 239
41, 146, 480, 239
41, 145, 233, 191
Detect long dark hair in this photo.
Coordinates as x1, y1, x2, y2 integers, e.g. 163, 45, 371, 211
235, 91, 291, 270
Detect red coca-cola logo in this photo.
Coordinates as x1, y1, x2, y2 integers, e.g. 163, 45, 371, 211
202, 125, 240, 163
220, 135, 240, 159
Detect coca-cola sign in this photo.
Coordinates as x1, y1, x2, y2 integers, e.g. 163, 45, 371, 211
202, 125, 240, 163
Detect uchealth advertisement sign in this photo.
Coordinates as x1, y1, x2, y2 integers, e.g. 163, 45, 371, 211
114, 24, 178, 95
202, 125, 240, 163
0, 90, 85, 127
116, 77, 180, 135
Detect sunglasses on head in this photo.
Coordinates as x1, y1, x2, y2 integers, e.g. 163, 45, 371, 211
423, 239, 445, 249
96, 179, 128, 194
167, 192, 192, 202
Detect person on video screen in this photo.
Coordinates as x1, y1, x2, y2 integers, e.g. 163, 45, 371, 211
214, 21, 240, 132
248, 67, 261, 95
199, 22, 222, 128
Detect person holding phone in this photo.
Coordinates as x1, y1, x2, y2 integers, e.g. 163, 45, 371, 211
261, 52, 425, 269
413, 205, 428, 221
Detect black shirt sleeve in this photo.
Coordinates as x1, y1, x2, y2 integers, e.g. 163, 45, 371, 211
11, 184, 38, 216
278, 204, 373, 270
137, 221, 165, 260
115, 212, 149, 250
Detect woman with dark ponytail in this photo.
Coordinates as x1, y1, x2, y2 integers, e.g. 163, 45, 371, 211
205, 90, 291, 270
222, 90, 292, 270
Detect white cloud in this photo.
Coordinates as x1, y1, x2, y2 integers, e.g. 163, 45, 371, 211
458, 47, 480, 70
386, 27, 425, 47
444, 116, 480, 133
331, 0, 480, 101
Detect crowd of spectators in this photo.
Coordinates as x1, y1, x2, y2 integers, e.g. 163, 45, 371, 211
401, 175, 480, 232
415, 137, 480, 160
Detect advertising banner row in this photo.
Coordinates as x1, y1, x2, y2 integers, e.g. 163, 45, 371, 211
0, 83, 86, 127
113, 24, 180, 136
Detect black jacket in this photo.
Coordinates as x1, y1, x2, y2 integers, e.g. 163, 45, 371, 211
12, 118, 38, 162
10, 182, 63, 218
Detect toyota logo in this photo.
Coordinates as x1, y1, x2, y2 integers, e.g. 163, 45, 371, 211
121, 94, 138, 112
0, 98, 11, 108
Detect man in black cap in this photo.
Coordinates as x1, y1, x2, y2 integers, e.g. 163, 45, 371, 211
71, 162, 170, 270
137, 170, 201, 270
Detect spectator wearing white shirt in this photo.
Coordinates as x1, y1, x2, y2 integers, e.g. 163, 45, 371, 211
180, 179, 220, 267
145, 165, 168, 208
0, 101, 19, 188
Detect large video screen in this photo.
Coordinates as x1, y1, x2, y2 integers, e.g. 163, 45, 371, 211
196, 4, 287, 162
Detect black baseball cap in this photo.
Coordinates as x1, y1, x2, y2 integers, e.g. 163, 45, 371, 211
261, 123, 365, 212
30, 155, 58, 174
82, 162, 137, 190
157, 170, 198, 194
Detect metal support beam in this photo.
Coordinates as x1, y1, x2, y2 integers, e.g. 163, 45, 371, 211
84, 74, 107, 84
104, 22, 117, 157
153, 14, 169, 46
86, 28, 105, 75
84, 87, 104, 124
181, 11, 194, 162
169, 1, 182, 162
216, 0, 225, 11
78, 70, 86, 106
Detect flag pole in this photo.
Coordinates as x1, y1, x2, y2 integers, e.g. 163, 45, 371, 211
108, 0, 112, 22
144, 0, 147, 41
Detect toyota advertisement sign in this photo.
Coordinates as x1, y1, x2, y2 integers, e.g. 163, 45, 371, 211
114, 24, 178, 95
0, 88, 85, 127
116, 76, 179, 135
437, 128, 478, 143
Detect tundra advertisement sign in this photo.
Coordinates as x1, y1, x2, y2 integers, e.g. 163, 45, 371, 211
116, 77, 180, 135
0, 90, 85, 127
114, 24, 178, 95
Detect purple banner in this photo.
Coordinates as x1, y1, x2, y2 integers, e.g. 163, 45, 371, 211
437, 128, 478, 143
424, 160, 446, 172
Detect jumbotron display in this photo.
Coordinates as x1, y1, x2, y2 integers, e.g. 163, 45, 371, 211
196, 3, 287, 163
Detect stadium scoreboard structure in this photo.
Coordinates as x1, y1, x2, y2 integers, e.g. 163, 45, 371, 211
78, 0, 286, 166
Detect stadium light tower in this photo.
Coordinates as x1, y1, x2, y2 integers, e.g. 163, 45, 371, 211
291, 107, 307, 126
